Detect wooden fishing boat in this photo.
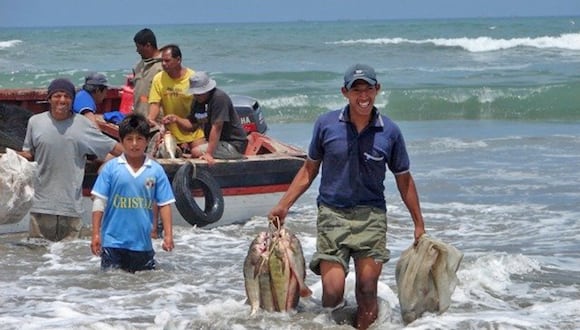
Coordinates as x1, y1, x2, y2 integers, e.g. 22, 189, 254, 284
0, 85, 306, 232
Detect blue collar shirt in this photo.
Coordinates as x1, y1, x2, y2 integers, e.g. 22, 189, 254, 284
308, 105, 410, 211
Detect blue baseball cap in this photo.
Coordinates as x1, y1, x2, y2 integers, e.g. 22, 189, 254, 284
343, 64, 378, 89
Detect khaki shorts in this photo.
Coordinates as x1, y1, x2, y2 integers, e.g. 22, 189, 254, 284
309, 204, 390, 275
197, 141, 245, 160
29, 212, 83, 242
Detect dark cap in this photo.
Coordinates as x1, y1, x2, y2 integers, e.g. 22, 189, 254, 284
343, 64, 378, 89
84, 72, 109, 87
47, 78, 76, 100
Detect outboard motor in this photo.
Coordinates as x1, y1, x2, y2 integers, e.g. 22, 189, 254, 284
232, 95, 267, 134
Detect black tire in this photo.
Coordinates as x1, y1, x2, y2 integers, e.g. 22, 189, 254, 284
172, 162, 224, 226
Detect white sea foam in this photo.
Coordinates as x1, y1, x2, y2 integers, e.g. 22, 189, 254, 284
330, 32, 580, 52
1, 121, 580, 330
414, 63, 530, 73
427, 137, 488, 150
0, 40, 22, 49
261, 94, 309, 109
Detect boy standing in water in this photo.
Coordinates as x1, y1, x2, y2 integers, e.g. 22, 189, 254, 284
90, 114, 175, 272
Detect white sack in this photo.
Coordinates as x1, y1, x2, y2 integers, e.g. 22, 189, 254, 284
0, 148, 38, 224
395, 234, 463, 324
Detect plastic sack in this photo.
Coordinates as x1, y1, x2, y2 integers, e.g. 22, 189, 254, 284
395, 234, 463, 324
0, 148, 38, 224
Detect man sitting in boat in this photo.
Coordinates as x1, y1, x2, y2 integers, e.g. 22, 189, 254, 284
73, 72, 110, 126
162, 71, 247, 165
147, 44, 204, 154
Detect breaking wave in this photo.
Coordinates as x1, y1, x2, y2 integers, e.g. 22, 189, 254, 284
0, 40, 23, 50
330, 33, 580, 52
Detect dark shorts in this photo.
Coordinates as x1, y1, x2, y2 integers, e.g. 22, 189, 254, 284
101, 247, 156, 273
309, 204, 390, 275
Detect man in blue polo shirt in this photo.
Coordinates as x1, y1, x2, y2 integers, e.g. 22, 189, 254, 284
269, 64, 426, 329
73, 72, 109, 126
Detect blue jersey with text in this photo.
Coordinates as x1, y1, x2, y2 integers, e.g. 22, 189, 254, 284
91, 155, 175, 251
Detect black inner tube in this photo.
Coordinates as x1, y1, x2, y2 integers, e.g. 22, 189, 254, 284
172, 162, 224, 227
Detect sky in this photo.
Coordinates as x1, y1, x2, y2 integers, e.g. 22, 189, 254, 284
1, 0, 579, 27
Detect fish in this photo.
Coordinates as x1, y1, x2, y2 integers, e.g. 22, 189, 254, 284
285, 229, 312, 299
159, 131, 178, 159
269, 228, 312, 311
243, 227, 312, 315
258, 264, 275, 312
268, 239, 292, 311
154, 125, 179, 159
243, 231, 271, 315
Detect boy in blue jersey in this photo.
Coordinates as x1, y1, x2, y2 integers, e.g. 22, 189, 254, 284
90, 113, 175, 273
269, 64, 426, 329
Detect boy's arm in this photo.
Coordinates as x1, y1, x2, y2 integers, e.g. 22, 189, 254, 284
91, 197, 106, 256
151, 203, 159, 239
159, 204, 174, 251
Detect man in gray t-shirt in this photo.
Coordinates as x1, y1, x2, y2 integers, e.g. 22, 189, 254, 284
19, 78, 123, 241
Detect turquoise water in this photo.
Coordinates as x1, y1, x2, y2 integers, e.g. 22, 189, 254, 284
1, 17, 580, 329
1, 16, 579, 121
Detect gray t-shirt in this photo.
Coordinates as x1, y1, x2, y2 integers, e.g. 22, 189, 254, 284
22, 112, 117, 217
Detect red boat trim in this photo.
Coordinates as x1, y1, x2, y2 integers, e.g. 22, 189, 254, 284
83, 183, 291, 198
220, 184, 291, 196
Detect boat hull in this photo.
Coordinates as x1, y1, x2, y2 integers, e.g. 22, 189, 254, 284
0, 190, 287, 234
0, 87, 123, 114
0, 89, 307, 234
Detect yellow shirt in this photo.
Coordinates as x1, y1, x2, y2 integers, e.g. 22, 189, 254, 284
149, 68, 203, 144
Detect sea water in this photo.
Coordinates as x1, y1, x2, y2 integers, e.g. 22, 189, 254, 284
0, 16, 579, 329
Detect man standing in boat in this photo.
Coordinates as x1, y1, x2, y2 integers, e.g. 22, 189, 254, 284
268, 64, 426, 329
147, 44, 204, 153
72, 72, 109, 126
19, 78, 123, 242
132, 28, 163, 118
162, 71, 247, 165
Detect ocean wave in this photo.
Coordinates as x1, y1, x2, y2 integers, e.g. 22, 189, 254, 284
428, 137, 488, 151
329, 32, 580, 52
260, 94, 310, 109
0, 40, 22, 50
261, 82, 580, 122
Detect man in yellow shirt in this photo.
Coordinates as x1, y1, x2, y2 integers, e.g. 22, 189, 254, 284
148, 44, 204, 152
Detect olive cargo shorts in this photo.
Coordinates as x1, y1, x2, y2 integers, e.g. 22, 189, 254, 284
29, 212, 82, 242
310, 204, 390, 275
